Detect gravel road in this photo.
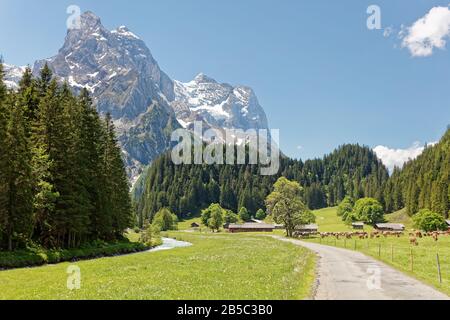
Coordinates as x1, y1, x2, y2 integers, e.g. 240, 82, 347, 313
274, 236, 449, 300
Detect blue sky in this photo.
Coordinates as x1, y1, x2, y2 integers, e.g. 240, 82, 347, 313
1, 0, 449, 164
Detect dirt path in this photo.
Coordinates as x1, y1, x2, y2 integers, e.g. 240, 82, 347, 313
274, 236, 449, 300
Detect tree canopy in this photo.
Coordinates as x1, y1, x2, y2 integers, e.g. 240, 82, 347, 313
135, 144, 388, 224
265, 177, 315, 237
152, 208, 178, 231
351, 198, 384, 225
413, 209, 448, 232
384, 128, 449, 218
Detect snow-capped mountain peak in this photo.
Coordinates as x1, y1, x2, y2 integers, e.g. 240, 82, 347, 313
30, 11, 178, 180
3, 11, 271, 182
172, 74, 268, 133
193, 73, 217, 84
33, 11, 174, 120
3, 64, 26, 90
112, 25, 140, 39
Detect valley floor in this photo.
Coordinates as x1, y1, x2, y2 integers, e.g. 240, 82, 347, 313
0, 231, 316, 300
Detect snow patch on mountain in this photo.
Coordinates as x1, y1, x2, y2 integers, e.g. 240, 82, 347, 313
3, 11, 271, 183
3, 64, 26, 90
172, 73, 269, 134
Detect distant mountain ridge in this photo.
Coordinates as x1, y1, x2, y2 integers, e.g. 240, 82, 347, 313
4, 11, 271, 183
173, 73, 269, 133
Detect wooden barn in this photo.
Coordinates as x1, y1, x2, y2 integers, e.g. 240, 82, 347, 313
295, 224, 318, 234
352, 222, 365, 230
190, 222, 200, 228
228, 223, 275, 233
375, 223, 405, 231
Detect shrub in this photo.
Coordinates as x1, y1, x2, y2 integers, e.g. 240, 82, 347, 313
255, 209, 267, 220
223, 210, 239, 224
152, 208, 178, 231
337, 196, 354, 221
0, 242, 147, 270
413, 209, 448, 232
238, 207, 251, 221
140, 221, 162, 247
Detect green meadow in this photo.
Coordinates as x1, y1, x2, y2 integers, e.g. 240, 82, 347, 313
313, 207, 374, 232
0, 232, 316, 300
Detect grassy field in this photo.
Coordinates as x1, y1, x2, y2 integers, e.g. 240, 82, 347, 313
313, 207, 374, 232
385, 208, 414, 229
307, 208, 449, 295
0, 231, 316, 300
177, 215, 202, 231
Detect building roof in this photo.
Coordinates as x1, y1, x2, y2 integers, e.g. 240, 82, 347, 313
375, 223, 405, 230
352, 222, 365, 226
228, 223, 275, 229
296, 224, 318, 230
445, 220, 450, 226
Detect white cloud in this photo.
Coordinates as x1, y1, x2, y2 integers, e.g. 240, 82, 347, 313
373, 141, 437, 172
401, 6, 450, 57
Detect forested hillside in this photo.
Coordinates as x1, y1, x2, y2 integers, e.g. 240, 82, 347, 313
135, 144, 388, 225
0, 63, 132, 250
384, 128, 450, 217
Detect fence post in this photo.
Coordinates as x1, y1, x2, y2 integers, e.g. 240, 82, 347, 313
436, 253, 442, 284
354, 240, 357, 250
378, 243, 381, 257
344, 239, 346, 248
391, 244, 394, 262
410, 248, 414, 272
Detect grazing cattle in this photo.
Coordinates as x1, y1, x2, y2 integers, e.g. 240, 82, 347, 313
409, 237, 418, 246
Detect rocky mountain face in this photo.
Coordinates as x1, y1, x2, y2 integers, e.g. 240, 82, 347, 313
3, 64, 26, 90
173, 73, 269, 133
32, 11, 179, 183
4, 11, 270, 184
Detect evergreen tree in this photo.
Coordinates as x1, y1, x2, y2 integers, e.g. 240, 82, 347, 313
2, 96, 34, 250
136, 144, 390, 220
0, 62, 9, 248
103, 113, 133, 237
0, 66, 133, 249
238, 207, 250, 221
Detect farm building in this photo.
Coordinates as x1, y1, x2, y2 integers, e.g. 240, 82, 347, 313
190, 222, 200, 228
375, 223, 405, 231
295, 224, 318, 234
352, 222, 365, 230
228, 223, 275, 233
446, 220, 450, 229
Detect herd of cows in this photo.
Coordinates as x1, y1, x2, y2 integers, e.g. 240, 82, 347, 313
295, 230, 450, 246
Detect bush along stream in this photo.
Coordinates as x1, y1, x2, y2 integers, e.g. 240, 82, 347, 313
0, 241, 149, 270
